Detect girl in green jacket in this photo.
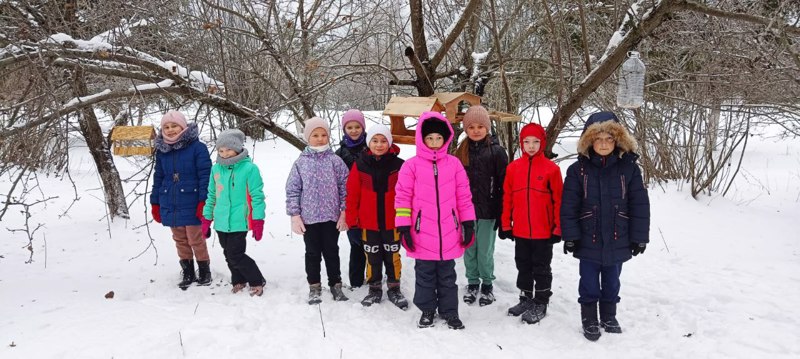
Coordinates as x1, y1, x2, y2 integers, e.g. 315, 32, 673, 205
202, 129, 266, 296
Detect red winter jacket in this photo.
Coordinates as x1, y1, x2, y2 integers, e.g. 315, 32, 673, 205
345, 145, 404, 231
501, 123, 563, 240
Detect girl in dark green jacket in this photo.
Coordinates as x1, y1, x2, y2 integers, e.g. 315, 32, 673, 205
202, 129, 266, 296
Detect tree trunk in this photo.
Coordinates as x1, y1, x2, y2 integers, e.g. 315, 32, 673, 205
72, 69, 130, 219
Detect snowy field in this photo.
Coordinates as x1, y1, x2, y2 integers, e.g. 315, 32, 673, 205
1, 120, 799, 359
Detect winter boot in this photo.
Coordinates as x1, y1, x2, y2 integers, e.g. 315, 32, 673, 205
331, 283, 349, 301
463, 284, 479, 304
387, 286, 409, 310
521, 303, 548, 324
196, 260, 212, 286
581, 303, 602, 341
478, 284, 496, 306
361, 286, 383, 307
308, 283, 322, 305
599, 302, 622, 333
507, 292, 535, 316
444, 315, 465, 330
178, 259, 196, 290
417, 311, 436, 328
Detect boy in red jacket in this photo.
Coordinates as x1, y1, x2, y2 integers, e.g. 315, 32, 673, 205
499, 123, 563, 324
345, 124, 408, 309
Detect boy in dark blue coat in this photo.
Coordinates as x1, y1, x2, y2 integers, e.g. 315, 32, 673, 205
561, 111, 650, 341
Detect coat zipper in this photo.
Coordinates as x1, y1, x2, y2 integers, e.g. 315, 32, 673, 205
433, 159, 443, 260
526, 156, 533, 238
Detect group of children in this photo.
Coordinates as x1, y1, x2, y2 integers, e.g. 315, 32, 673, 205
150, 108, 650, 341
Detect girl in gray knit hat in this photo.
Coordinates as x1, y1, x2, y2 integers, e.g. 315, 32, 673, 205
201, 129, 267, 296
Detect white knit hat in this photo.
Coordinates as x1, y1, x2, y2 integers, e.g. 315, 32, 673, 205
366, 124, 392, 146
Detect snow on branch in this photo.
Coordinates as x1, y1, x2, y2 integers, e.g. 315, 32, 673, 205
597, 0, 647, 66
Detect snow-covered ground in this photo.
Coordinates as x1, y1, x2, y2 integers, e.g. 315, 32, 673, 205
1, 121, 799, 359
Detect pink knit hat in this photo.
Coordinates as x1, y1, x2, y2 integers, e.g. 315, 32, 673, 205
462, 105, 490, 130
160, 110, 188, 129
341, 109, 366, 130
302, 117, 331, 143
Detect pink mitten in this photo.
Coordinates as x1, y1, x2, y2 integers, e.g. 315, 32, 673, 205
252, 220, 264, 241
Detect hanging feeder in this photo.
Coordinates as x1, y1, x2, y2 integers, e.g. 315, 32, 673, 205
383, 92, 481, 145
110, 126, 156, 156
617, 51, 646, 109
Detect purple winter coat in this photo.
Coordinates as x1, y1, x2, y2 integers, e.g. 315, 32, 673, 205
285, 147, 349, 224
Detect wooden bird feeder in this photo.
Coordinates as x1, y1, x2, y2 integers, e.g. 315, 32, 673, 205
110, 126, 156, 156
383, 92, 482, 145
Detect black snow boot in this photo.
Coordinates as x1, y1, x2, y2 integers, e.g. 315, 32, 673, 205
196, 260, 212, 286
478, 284, 496, 306
331, 283, 349, 301
521, 303, 548, 324
387, 286, 408, 310
507, 292, 535, 316
361, 286, 383, 307
581, 303, 602, 341
308, 283, 322, 305
444, 315, 465, 330
178, 259, 196, 290
463, 284, 479, 304
599, 302, 622, 333
418, 311, 436, 328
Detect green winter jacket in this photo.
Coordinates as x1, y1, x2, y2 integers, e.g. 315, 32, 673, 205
203, 157, 266, 233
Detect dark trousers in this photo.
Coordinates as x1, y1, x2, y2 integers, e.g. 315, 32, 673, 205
578, 260, 623, 304
363, 229, 402, 287
304, 221, 342, 286
217, 231, 265, 287
413, 259, 458, 318
514, 239, 554, 304
346, 228, 367, 287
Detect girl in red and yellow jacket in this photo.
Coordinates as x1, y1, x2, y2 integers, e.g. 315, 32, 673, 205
345, 124, 408, 309
499, 122, 563, 325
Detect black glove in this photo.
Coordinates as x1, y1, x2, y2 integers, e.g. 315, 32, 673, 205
493, 219, 500, 231
631, 242, 646, 256
563, 240, 577, 254
461, 221, 475, 248
548, 234, 562, 244
498, 229, 513, 241
398, 226, 414, 251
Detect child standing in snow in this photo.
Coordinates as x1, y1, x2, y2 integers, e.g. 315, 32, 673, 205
345, 124, 408, 309
454, 105, 508, 306
499, 122, 563, 325
201, 129, 267, 296
335, 109, 368, 288
395, 111, 476, 329
150, 110, 213, 290
560, 111, 650, 341
286, 117, 350, 304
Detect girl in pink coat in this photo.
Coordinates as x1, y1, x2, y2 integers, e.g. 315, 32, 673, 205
395, 111, 476, 330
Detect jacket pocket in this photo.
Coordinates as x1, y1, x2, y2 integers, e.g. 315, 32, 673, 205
415, 210, 422, 233
452, 209, 459, 230
614, 205, 630, 245
580, 206, 598, 245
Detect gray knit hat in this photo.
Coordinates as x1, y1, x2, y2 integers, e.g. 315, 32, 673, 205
217, 129, 246, 153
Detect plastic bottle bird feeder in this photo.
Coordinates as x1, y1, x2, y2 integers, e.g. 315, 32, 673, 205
383, 92, 482, 145
617, 51, 646, 109
110, 126, 156, 156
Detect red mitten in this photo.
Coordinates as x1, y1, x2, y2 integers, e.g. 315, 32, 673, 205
151, 204, 161, 223
196, 201, 205, 220
252, 220, 264, 241
201, 218, 212, 239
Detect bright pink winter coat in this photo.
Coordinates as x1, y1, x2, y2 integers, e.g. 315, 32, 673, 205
395, 112, 476, 261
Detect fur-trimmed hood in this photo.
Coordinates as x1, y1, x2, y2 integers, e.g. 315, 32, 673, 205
577, 112, 637, 157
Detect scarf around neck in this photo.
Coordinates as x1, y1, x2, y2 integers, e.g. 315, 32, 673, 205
155, 123, 199, 153
343, 132, 365, 148
216, 148, 249, 166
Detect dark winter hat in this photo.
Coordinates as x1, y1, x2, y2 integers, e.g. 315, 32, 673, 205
582, 111, 619, 133
420, 116, 451, 143
462, 105, 491, 130
217, 129, 246, 153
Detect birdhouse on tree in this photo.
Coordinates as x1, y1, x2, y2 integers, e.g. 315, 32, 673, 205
110, 126, 156, 156
383, 92, 481, 145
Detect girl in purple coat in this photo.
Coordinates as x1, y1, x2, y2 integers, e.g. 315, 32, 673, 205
286, 117, 350, 305
395, 112, 476, 329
